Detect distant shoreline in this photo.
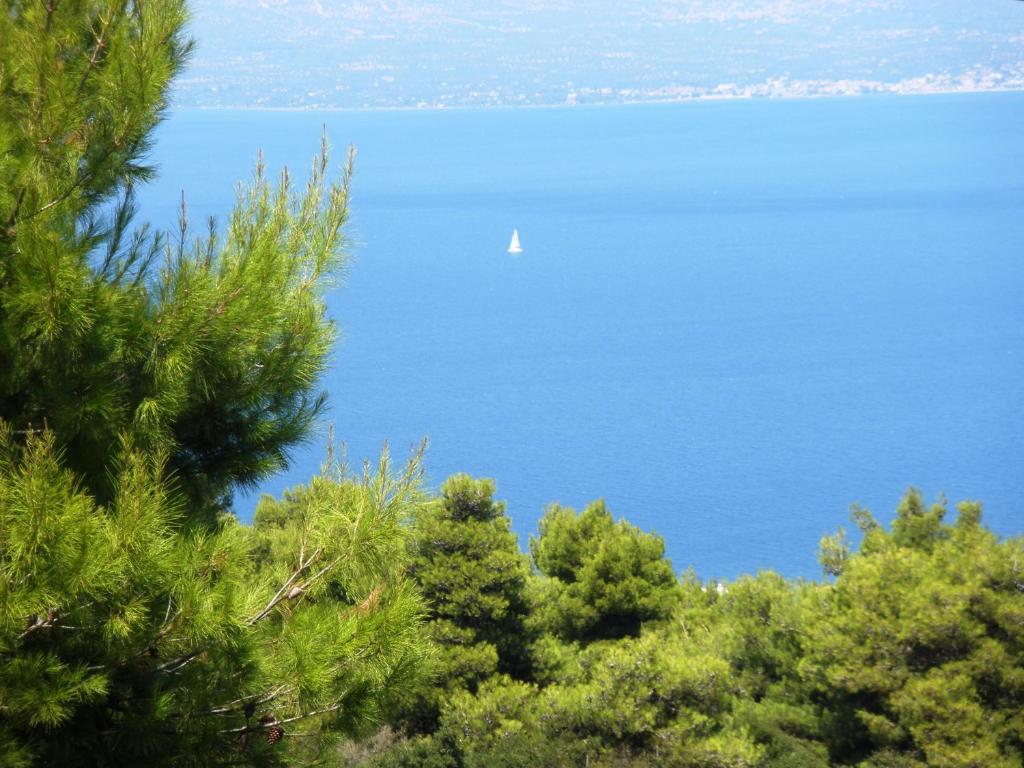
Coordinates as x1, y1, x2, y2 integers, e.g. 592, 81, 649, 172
170, 84, 1024, 114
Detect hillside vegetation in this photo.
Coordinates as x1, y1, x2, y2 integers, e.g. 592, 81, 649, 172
345, 481, 1024, 768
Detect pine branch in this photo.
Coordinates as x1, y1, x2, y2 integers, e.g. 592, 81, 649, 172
219, 702, 346, 735
207, 684, 293, 716
98, 183, 137, 278
44, 0, 60, 33
13, 0, 65, 230
4, 188, 27, 231
18, 610, 59, 640
17, 601, 95, 641
77, 1, 129, 96
11, 2, 130, 229
275, 702, 348, 727
158, 546, 340, 677
155, 648, 203, 674
245, 546, 325, 626
16, 153, 108, 223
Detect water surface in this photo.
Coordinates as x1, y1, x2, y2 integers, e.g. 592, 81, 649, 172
140, 94, 1024, 578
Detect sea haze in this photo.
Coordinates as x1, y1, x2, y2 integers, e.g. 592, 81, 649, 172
138, 94, 1024, 579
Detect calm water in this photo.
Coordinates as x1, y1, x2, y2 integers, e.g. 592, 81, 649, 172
139, 94, 1024, 578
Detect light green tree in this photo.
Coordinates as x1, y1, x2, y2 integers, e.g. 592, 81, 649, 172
1, 0, 342, 516
0, 2, 430, 765
530, 501, 682, 643
804, 490, 1024, 767
676, 571, 830, 768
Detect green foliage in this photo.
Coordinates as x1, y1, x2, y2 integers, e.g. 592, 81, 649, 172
710, 573, 819, 700
528, 633, 585, 686
360, 734, 459, 768
440, 677, 563, 768
668, 571, 828, 767
395, 475, 532, 732
546, 632, 746, 755
732, 698, 830, 768
805, 491, 1024, 767
430, 631, 763, 768
0, 2, 431, 764
1, 1, 348, 516
818, 528, 849, 577
0, 429, 431, 766
530, 501, 682, 642
354, 490, 1023, 768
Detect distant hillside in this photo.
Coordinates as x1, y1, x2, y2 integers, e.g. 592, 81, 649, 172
177, 0, 1024, 108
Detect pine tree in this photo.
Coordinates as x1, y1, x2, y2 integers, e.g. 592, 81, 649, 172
1, 0, 343, 516
530, 500, 682, 643
397, 475, 532, 733
804, 491, 1024, 767
0, 2, 430, 765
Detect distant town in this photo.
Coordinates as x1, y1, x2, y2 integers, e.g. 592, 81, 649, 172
176, 0, 1024, 110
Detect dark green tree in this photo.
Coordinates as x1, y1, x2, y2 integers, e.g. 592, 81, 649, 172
530, 500, 682, 643
0, 2, 430, 765
397, 475, 532, 732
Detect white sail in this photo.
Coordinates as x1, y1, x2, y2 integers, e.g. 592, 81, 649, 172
508, 229, 523, 253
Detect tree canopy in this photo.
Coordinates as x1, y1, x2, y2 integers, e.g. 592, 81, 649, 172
1, 0, 345, 517
0, 2, 430, 765
394, 475, 531, 733
361, 492, 1024, 768
530, 501, 682, 643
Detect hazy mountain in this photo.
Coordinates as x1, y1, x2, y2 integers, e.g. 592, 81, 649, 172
176, 0, 1024, 108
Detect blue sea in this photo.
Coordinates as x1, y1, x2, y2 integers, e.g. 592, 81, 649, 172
139, 93, 1024, 579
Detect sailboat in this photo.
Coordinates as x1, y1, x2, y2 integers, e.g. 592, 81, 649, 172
508, 229, 523, 254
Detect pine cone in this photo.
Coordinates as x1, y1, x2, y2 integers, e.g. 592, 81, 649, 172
259, 714, 284, 746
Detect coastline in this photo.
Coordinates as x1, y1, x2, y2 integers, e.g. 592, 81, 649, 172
170, 83, 1024, 114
